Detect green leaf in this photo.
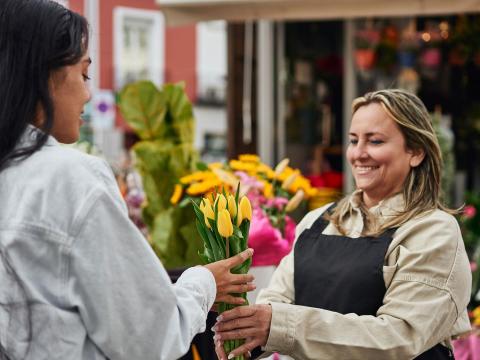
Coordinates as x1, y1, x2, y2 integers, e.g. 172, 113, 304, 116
198, 251, 209, 264
196, 161, 208, 171
150, 209, 174, 254
118, 81, 167, 141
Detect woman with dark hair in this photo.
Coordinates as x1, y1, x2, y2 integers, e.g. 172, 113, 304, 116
0, 1, 254, 359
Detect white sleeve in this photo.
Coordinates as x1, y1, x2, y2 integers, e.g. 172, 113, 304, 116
67, 186, 215, 360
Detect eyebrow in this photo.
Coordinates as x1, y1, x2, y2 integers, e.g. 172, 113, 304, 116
348, 131, 387, 137
83, 57, 92, 64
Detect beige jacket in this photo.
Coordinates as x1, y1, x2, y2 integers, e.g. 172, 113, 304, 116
256, 191, 472, 360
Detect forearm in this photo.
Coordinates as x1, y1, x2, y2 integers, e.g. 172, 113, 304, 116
266, 284, 457, 360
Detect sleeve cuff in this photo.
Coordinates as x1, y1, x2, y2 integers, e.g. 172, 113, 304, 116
264, 302, 296, 354
177, 266, 216, 313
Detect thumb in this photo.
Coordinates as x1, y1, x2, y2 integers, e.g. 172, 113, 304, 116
225, 248, 254, 269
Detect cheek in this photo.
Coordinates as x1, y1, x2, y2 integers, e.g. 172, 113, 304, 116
346, 146, 354, 164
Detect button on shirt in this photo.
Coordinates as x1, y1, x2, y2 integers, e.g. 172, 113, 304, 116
0, 127, 216, 360
257, 191, 472, 360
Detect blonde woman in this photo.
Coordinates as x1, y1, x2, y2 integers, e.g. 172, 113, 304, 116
213, 89, 471, 360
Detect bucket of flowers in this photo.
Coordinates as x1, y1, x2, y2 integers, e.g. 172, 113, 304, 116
170, 154, 319, 267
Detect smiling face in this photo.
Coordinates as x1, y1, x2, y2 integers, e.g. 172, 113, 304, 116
48, 54, 92, 143
347, 102, 424, 208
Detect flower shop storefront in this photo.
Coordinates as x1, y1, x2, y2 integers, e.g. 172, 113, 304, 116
159, 0, 480, 199
150, 1, 480, 359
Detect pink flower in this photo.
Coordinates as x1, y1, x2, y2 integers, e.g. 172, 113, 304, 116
265, 197, 288, 210
464, 205, 477, 219
234, 171, 263, 189
248, 209, 295, 266
471, 262, 478, 272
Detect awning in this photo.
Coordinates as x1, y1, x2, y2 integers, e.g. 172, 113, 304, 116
157, 0, 480, 26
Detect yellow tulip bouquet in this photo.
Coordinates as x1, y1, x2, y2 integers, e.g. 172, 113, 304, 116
191, 186, 252, 359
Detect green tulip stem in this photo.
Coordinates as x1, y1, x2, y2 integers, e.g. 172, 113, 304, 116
226, 236, 230, 258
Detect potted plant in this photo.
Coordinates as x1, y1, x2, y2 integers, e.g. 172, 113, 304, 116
118, 81, 203, 269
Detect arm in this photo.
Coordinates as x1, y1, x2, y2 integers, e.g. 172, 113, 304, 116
67, 181, 253, 360
216, 211, 471, 360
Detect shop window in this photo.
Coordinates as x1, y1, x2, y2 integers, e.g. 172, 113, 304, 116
283, 21, 344, 191
114, 7, 165, 90
196, 21, 227, 106
353, 16, 480, 198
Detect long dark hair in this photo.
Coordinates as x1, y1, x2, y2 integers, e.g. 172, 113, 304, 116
0, 0, 89, 171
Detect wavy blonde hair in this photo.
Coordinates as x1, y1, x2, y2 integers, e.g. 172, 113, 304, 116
329, 89, 454, 237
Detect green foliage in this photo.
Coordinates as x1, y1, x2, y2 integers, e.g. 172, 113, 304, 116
118, 81, 202, 269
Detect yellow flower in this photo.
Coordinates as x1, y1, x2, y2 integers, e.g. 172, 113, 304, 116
212, 167, 239, 188
214, 193, 228, 211
237, 196, 252, 225
217, 209, 233, 238
473, 306, 480, 319
239, 154, 260, 163
170, 184, 183, 205
262, 181, 273, 198
274, 158, 289, 177
180, 171, 214, 185
229, 159, 256, 172
285, 190, 305, 212
227, 194, 237, 218
207, 162, 223, 170
256, 163, 273, 174
186, 178, 222, 196
281, 171, 298, 190
201, 198, 215, 228
474, 316, 480, 327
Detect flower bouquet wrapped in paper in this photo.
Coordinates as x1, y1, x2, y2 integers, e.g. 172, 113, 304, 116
192, 186, 252, 360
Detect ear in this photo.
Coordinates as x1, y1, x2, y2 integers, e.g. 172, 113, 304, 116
409, 148, 425, 168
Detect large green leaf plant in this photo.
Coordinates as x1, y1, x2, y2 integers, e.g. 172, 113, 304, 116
118, 81, 202, 269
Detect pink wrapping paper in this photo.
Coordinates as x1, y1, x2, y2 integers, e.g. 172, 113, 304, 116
248, 209, 295, 266
453, 334, 480, 360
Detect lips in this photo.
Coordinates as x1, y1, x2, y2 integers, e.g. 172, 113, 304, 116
354, 165, 379, 175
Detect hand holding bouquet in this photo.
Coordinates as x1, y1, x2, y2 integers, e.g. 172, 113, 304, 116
192, 186, 253, 360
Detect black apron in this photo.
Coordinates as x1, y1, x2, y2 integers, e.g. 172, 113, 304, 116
294, 206, 454, 359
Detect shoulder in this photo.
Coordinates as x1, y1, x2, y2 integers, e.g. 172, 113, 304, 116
1, 144, 121, 236
390, 209, 470, 301
28, 144, 117, 193
395, 209, 461, 252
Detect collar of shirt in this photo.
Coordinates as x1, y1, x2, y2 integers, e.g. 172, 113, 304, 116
345, 190, 405, 234
16, 124, 58, 149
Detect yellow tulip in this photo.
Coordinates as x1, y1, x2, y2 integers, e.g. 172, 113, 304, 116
214, 193, 227, 211
217, 209, 233, 238
237, 196, 252, 225
201, 198, 215, 228
274, 158, 289, 177
227, 194, 237, 218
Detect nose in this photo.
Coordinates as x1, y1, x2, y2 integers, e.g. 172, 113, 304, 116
351, 141, 369, 160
